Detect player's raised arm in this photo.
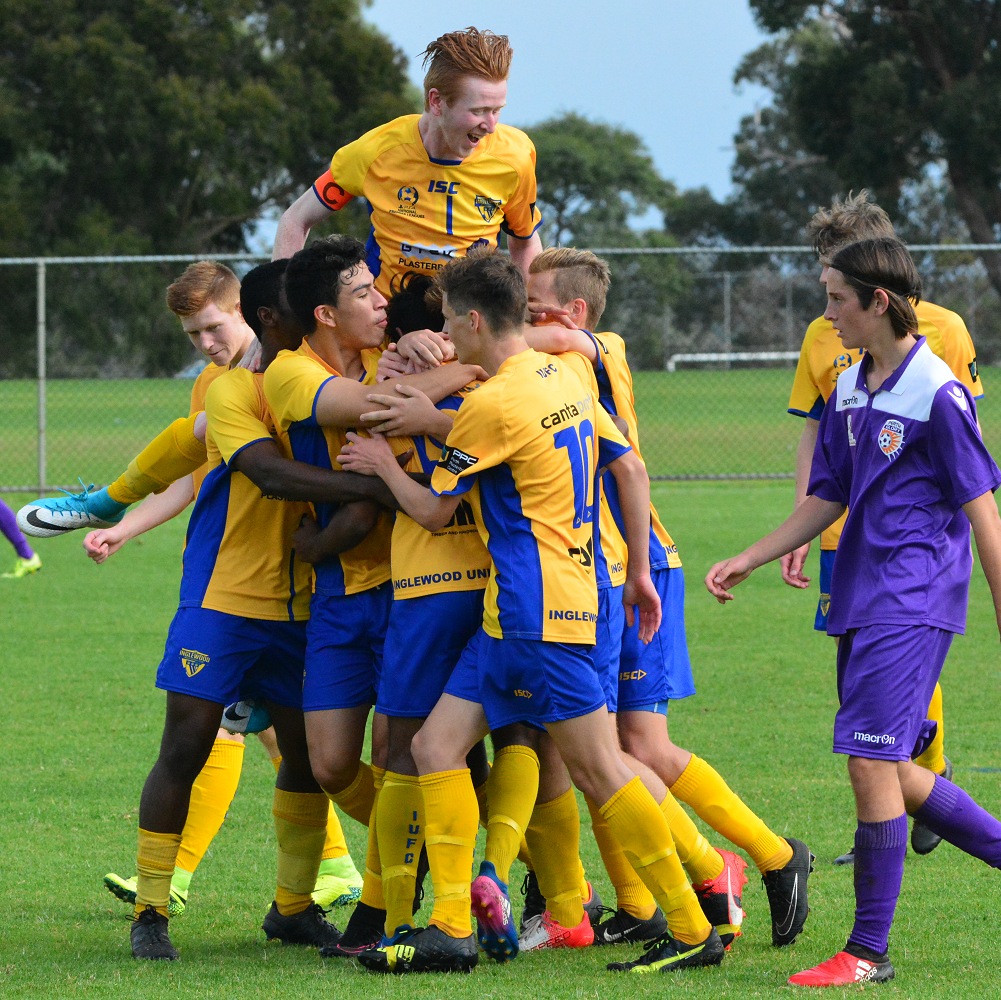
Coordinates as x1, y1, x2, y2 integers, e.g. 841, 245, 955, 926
273, 189, 334, 260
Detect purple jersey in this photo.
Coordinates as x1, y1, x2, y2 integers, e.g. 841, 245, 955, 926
809, 337, 1001, 636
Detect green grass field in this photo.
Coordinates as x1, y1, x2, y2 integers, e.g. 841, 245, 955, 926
3, 480, 999, 999
3, 367, 1001, 489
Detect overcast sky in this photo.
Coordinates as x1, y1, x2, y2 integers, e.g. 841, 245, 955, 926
363, 0, 772, 200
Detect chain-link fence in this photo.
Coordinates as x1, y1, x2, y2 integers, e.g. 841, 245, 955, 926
2, 246, 1000, 490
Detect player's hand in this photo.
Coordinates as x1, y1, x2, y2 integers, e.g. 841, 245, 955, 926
83, 527, 127, 564
705, 556, 754, 603
529, 302, 577, 329
395, 329, 454, 368
359, 384, 438, 436
235, 338, 263, 373
377, 343, 414, 381
623, 573, 662, 643
291, 514, 322, 563
779, 543, 811, 588
337, 431, 396, 477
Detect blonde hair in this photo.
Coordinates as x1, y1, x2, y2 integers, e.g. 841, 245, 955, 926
529, 247, 611, 329
421, 27, 512, 107
807, 190, 896, 258
165, 261, 240, 318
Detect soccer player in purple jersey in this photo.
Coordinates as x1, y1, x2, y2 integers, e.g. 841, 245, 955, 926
706, 237, 1001, 989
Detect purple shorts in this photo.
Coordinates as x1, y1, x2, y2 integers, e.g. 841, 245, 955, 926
833, 623, 952, 761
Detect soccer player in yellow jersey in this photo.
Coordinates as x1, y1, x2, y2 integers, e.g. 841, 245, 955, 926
263, 235, 487, 956
273, 27, 542, 291
524, 248, 812, 949
783, 192, 981, 864
18, 262, 252, 537
337, 253, 728, 976
121, 261, 409, 960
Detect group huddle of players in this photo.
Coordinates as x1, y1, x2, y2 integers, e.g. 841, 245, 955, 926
15, 24, 1001, 992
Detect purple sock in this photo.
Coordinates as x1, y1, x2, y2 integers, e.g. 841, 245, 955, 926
0, 501, 33, 559
913, 773, 1001, 867
848, 814, 907, 957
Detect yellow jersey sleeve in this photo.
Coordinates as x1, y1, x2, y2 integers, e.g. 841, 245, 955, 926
916, 300, 983, 397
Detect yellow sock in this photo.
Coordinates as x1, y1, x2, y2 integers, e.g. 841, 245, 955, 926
422, 769, 478, 938
527, 788, 586, 928
322, 801, 350, 860
377, 771, 424, 935
174, 737, 244, 875
136, 828, 182, 918
914, 683, 947, 774
586, 795, 657, 919
659, 789, 723, 885
359, 766, 385, 909
273, 788, 328, 916
599, 777, 710, 945
483, 744, 539, 884
329, 761, 376, 827
671, 755, 792, 874
107, 415, 207, 505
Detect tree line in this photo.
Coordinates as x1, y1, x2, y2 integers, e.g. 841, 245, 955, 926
2, 0, 999, 375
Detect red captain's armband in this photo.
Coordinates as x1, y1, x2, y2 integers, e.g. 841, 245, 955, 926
312, 169, 354, 212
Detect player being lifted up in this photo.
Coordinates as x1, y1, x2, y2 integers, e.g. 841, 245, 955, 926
273, 27, 542, 287
707, 237, 1001, 989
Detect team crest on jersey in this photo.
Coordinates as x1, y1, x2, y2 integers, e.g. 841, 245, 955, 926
474, 195, 502, 222
180, 648, 210, 678
833, 352, 855, 376
877, 419, 905, 461
397, 186, 419, 206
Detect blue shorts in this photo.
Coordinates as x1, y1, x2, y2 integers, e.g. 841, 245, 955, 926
156, 607, 305, 708
443, 627, 484, 704
815, 549, 835, 632
303, 585, 392, 712
833, 624, 951, 761
378, 590, 485, 718
476, 630, 606, 730
592, 586, 626, 712
617, 566, 696, 711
